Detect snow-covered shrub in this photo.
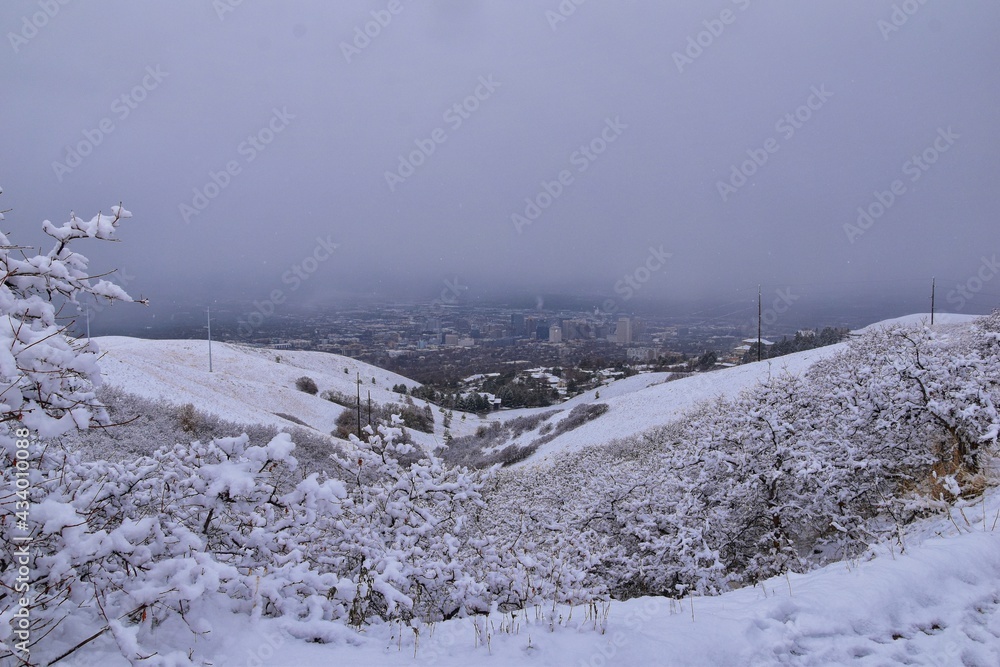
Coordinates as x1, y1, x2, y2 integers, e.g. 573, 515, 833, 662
295, 376, 319, 395
59, 385, 344, 475
0, 192, 144, 660
1, 430, 349, 664
328, 420, 499, 626
3, 419, 506, 664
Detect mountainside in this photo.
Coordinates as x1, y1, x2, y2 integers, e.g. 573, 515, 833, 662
93, 314, 981, 467
95, 337, 424, 438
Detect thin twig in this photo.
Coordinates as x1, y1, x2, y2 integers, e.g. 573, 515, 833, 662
48, 627, 109, 665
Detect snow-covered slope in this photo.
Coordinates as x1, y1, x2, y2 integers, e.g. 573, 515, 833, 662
851, 312, 979, 334
500, 345, 848, 466
94, 337, 423, 437
75, 483, 1000, 666
481, 312, 983, 466
94, 313, 982, 465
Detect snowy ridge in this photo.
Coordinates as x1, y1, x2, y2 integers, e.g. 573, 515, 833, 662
492, 312, 984, 465
850, 312, 979, 334
501, 345, 847, 466
94, 337, 423, 437
93, 313, 982, 465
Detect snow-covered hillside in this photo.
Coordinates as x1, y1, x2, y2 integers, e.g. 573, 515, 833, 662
475, 313, 981, 465
93, 314, 982, 467
491, 346, 845, 466
94, 337, 425, 437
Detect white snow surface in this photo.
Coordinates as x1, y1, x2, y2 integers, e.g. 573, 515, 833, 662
93, 337, 424, 437
497, 313, 987, 466
73, 486, 1000, 666
851, 312, 980, 334
499, 347, 844, 466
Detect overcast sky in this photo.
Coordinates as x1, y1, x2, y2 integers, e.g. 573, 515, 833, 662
3, 1, 999, 320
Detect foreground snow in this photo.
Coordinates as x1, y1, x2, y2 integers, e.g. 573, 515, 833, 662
67, 486, 1000, 667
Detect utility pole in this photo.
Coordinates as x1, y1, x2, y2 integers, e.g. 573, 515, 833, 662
367, 390, 372, 428
930, 277, 936, 326
356, 372, 362, 439
207, 306, 213, 373
757, 285, 762, 363
85, 306, 91, 341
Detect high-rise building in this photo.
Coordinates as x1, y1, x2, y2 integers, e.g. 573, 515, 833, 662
549, 323, 563, 343
511, 313, 526, 337
616, 316, 632, 344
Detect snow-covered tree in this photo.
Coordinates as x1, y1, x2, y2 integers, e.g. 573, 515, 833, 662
0, 189, 144, 435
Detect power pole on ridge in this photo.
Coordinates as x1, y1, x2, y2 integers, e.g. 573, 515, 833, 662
207, 306, 213, 373
757, 285, 762, 363
930, 277, 936, 326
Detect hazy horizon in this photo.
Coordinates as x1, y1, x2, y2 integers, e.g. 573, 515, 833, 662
4, 1, 999, 324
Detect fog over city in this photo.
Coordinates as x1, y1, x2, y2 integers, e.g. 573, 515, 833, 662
3, 1, 999, 327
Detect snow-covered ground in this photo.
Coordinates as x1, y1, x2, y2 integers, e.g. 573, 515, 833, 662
71, 484, 1000, 667
94, 337, 432, 438
851, 312, 980, 334
507, 345, 846, 466
95, 336, 829, 465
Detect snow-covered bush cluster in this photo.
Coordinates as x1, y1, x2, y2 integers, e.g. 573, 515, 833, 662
1, 422, 507, 664
482, 315, 1000, 600
61, 385, 344, 475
